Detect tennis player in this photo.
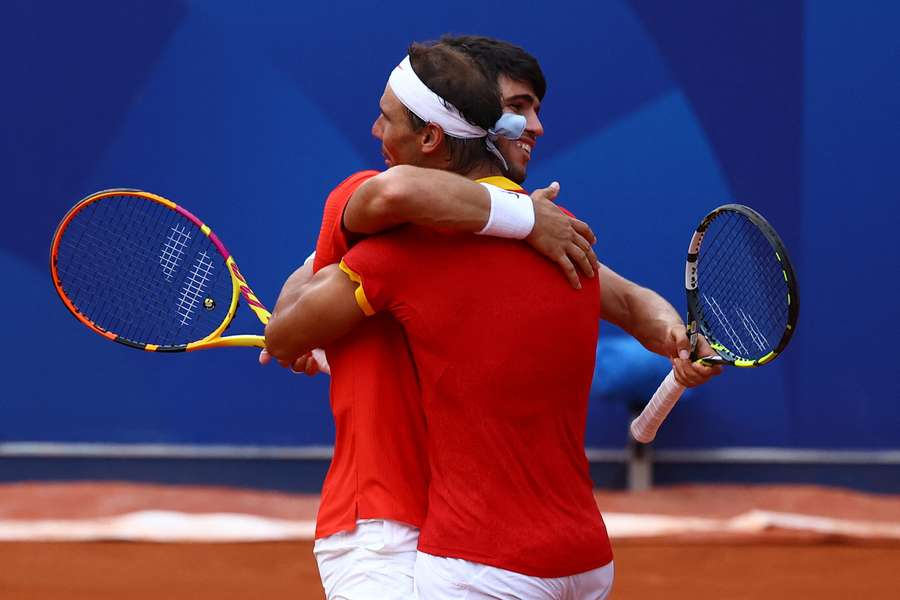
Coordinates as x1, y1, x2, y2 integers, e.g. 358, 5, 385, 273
446, 35, 722, 387
265, 45, 617, 597
267, 36, 722, 598
266, 40, 720, 599
264, 42, 599, 600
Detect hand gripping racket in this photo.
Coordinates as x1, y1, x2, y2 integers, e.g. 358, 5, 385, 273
630, 204, 799, 443
50, 189, 270, 352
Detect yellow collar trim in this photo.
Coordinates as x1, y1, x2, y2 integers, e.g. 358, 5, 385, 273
476, 176, 524, 192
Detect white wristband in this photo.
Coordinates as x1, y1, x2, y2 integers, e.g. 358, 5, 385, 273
476, 183, 535, 239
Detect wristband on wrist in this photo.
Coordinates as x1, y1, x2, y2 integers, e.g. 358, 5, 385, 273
476, 183, 535, 239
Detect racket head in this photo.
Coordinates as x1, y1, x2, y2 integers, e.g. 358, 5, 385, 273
685, 204, 799, 367
50, 189, 268, 352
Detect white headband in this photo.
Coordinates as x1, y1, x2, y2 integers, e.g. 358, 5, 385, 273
388, 55, 486, 139
387, 55, 527, 170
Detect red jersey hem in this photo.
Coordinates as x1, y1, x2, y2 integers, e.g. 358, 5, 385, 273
416, 543, 613, 579
315, 511, 424, 540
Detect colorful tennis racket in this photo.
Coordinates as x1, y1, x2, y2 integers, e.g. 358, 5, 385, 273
630, 204, 799, 443
50, 189, 270, 352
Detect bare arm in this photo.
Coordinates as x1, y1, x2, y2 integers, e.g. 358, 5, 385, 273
264, 264, 366, 364
599, 264, 722, 387
599, 264, 683, 357
259, 257, 331, 374
272, 258, 314, 315
343, 165, 489, 234
343, 166, 598, 288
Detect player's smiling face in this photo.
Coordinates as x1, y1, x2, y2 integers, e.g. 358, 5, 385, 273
495, 75, 544, 184
372, 84, 424, 168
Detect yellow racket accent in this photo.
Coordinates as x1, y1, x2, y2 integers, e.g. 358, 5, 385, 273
182, 256, 270, 351
51, 188, 273, 353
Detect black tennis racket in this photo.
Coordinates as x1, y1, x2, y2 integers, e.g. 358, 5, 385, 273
630, 204, 799, 443
50, 189, 270, 352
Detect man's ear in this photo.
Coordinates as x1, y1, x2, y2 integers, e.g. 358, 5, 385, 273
419, 122, 445, 157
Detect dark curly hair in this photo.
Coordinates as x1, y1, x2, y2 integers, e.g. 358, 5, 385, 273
438, 35, 546, 101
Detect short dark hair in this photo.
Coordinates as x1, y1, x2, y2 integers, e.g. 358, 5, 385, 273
407, 41, 502, 174
439, 35, 547, 101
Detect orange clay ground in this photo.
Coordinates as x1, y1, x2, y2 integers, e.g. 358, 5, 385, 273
1, 482, 898, 599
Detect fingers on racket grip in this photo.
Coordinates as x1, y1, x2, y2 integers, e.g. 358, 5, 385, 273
629, 370, 686, 443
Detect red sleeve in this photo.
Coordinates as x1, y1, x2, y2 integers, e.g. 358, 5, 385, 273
339, 234, 400, 316
339, 227, 425, 316
312, 170, 380, 272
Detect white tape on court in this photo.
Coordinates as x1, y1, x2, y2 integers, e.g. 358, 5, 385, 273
0, 511, 315, 542
1, 510, 899, 542
604, 510, 900, 539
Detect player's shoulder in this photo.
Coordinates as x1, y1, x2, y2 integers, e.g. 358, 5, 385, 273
353, 224, 446, 258
357, 223, 418, 247
325, 170, 381, 207
335, 170, 380, 190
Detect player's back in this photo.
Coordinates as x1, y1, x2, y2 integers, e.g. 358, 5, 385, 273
342, 225, 612, 578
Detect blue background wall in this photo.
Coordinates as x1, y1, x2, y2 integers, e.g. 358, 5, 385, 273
3, 1, 898, 464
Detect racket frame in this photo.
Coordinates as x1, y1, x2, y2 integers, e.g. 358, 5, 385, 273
686, 203, 799, 367
50, 188, 270, 352
630, 203, 800, 443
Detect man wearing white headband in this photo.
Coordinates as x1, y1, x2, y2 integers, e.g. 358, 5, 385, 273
266, 40, 623, 599
267, 37, 720, 600
386, 55, 527, 173
263, 40, 600, 600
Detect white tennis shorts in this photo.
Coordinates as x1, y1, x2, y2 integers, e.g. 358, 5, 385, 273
414, 551, 614, 600
314, 519, 420, 600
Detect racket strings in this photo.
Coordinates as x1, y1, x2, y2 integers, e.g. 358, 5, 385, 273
55, 195, 233, 346
701, 222, 788, 350
64, 199, 159, 330
696, 213, 789, 359
62, 231, 178, 335
63, 206, 168, 342
107, 201, 227, 344
65, 200, 179, 338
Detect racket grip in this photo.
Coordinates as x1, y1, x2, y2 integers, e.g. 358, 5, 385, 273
629, 370, 686, 444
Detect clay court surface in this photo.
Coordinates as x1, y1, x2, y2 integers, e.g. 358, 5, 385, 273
2, 482, 898, 599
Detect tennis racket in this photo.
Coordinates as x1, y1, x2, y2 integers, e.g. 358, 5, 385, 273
630, 204, 799, 443
50, 189, 270, 352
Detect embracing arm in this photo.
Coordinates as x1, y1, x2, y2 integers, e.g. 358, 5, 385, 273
343, 166, 598, 288
264, 264, 366, 365
259, 257, 331, 374
343, 165, 489, 234
271, 256, 315, 316
599, 264, 722, 386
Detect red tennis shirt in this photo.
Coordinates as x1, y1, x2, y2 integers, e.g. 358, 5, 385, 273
311, 170, 429, 539
340, 176, 613, 577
